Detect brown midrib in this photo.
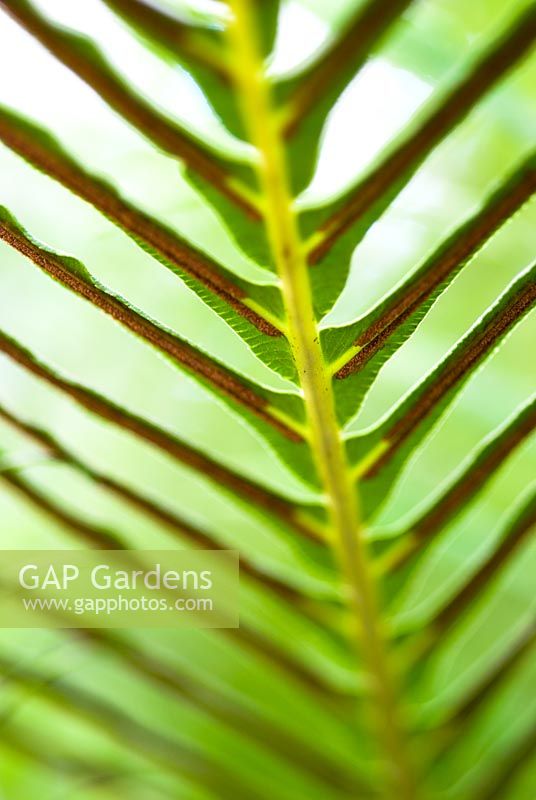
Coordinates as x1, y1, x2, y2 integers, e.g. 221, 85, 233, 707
309, 12, 536, 264
0, 117, 281, 337
335, 170, 536, 379
0, 220, 303, 441
364, 283, 536, 479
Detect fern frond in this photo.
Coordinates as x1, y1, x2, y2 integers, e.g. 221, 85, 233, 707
279, 0, 414, 191
376, 396, 536, 573
0, 650, 262, 799
0, 104, 288, 333
0, 206, 306, 442
0, 401, 328, 604
348, 265, 536, 517
0, 329, 313, 520
302, 6, 535, 315
0, 1, 533, 797
0, 0, 258, 214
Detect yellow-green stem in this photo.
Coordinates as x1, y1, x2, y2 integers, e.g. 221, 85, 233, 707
227, 2, 418, 797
